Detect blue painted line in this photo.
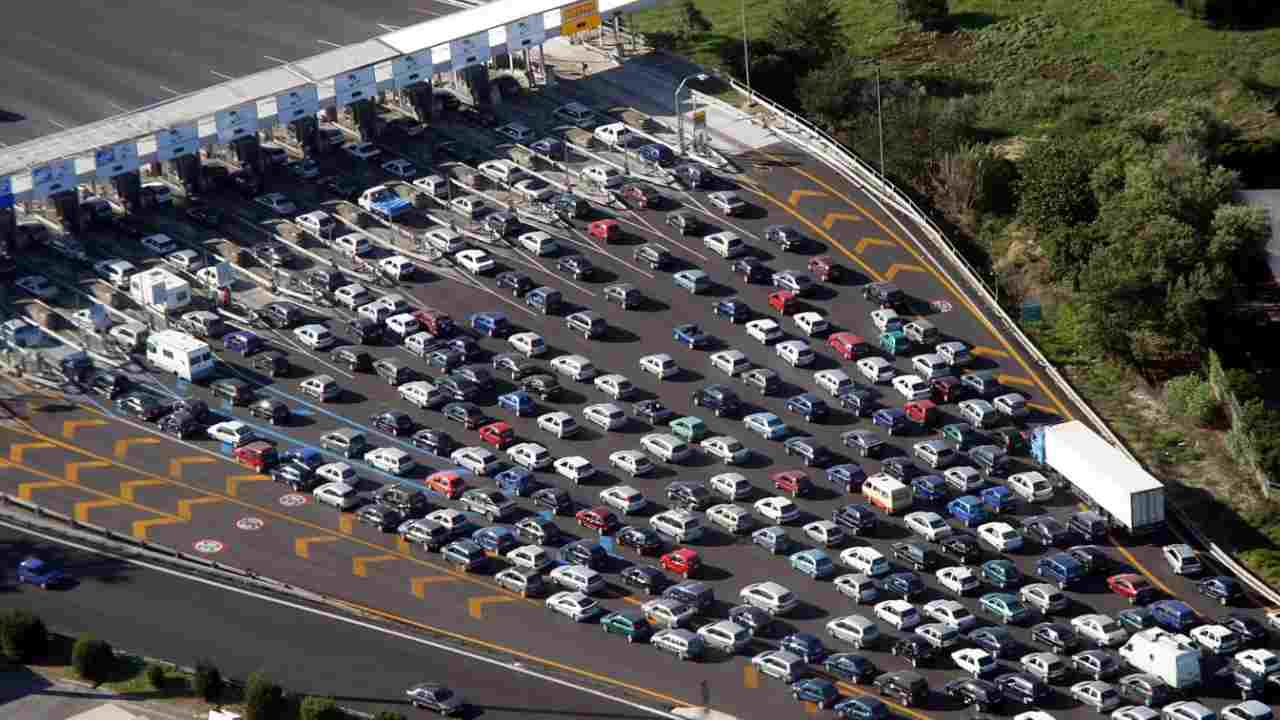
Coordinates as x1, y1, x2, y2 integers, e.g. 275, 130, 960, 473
541, 509, 553, 521
292, 407, 313, 417
599, 536, 616, 556
221, 441, 232, 455
254, 383, 427, 458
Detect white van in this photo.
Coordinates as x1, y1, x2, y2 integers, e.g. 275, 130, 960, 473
593, 123, 633, 147
650, 509, 703, 542
294, 324, 337, 350
399, 380, 445, 409
333, 233, 372, 257
146, 330, 215, 382
814, 369, 855, 396
912, 353, 951, 381
703, 232, 748, 259
385, 313, 421, 341
863, 474, 913, 514
582, 164, 623, 188
295, 211, 335, 239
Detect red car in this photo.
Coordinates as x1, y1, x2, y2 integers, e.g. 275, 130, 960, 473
576, 506, 620, 533
414, 307, 454, 337
771, 470, 813, 498
807, 256, 841, 282
904, 400, 937, 428
828, 332, 870, 361
588, 219, 621, 243
478, 421, 515, 449
1107, 573, 1156, 604
425, 470, 464, 500
660, 547, 701, 578
930, 376, 967, 404
768, 291, 798, 315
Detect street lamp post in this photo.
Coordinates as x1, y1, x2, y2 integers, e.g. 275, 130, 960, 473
674, 73, 709, 156
851, 57, 887, 177
740, 0, 751, 100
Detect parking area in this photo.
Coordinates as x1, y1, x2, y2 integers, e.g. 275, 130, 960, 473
3, 56, 1277, 720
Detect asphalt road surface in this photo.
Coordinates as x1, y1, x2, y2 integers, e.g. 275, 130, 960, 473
0, 64, 1271, 720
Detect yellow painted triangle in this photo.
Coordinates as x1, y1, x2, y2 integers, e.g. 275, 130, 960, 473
120, 479, 166, 502
821, 211, 862, 229
177, 497, 224, 520
62, 419, 107, 439
787, 189, 826, 207
353, 554, 398, 577
74, 498, 124, 523
468, 595, 519, 619
854, 236, 892, 254
132, 516, 184, 541
115, 437, 160, 460
294, 536, 339, 560
169, 456, 215, 479
884, 263, 925, 281
64, 460, 110, 484
17, 481, 63, 501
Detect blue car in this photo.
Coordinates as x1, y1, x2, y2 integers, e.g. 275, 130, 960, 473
1150, 600, 1198, 632
780, 632, 827, 663
469, 311, 510, 338
880, 571, 925, 599
638, 143, 674, 166
497, 390, 535, 416
790, 549, 835, 579
471, 526, 518, 555
281, 446, 324, 472
785, 393, 829, 422
672, 323, 711, 348
871, 408, 910, 435
826, 463, 867, 494
946, 495, 989, 528
791, 678, 840, 709
911, 474, 947, 502
980, 485, 1014, 514
494, 467, 536, 497
17, 557, 66, 588
834, 697, 889, 720
744, 412, 788, 440
712, 298, 751, 323
223, 330, 262, 355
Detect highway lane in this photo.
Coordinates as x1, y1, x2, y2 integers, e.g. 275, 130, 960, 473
0, 521, 674, 720
0, 0, 461, 145
2, 94, 1273, 719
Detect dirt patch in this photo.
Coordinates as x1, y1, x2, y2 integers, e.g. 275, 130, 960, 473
1037, 61, 1116, 85
881, 31, 977, 65
1038, 63, 1074, 82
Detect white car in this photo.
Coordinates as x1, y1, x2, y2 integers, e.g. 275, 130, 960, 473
923, 599, 978, 631
754, 496, 799, 525
382, 158, 416, 178
316, 462, 358, 486
1113, 707, 1160, 720
582, 164, 623, 188
609, 450, 654, 477
509, 332, 546, 357
936, 566, 980, 596
550, 354, 597, 381
582, 403, 626, 431
814, 369, 853, 396
710, 349, 751, 377
364, 447, 415, 476
424, 228, 467, 254
553, 456, 596, 484
775, 340, 814, 367
706, 503, 754, 534
425, 509, 469, 534
507, 544, 554, 572
977, 521, 1024, 552
745, 318, 783, 344
518, 230, 559, 256
1071, 680, 1121, 713
700, 436, 750, 464
546, 591, 599, 622
1072, 614, 1129, 648
379, 255, 416, 280
1233, 648, 1280, 677
856, 357, 896, 383
140, 233, 177, 254
708, 190, 747, 215
793, 311, 829, 336
870, 308, 902, 333
841, 546, 890, 577
508, 442, 552, 470
892, 374, 931, 401
206, 420, 254, 446
1007, 471, 1055, 503
513, 177, 554, 202
834, 574, 880, 604
640, 433, 691, 462
92, 258, 137, 286
594, 374, 636, 400
952, 647, 997, 678
639, 353, 679, 379
752, 650, 805, 683
874, 599, 920, 630
536, 411, 580, 439
165, 249, 203, 272
313, 481, 359, 510
15, 275, 58, 299
709, 472, 753, 500
944, 466, 984, 493
803, 520, 845, 547
344, 142, 381, 160
904, 511, 953, 542
1189, 624, 1238, 655
600, 485, 647, 515
740, 581, 798, 616
450, 446, 499, 476
643, 599, 695, 629
255, 192, 297, 214
454, 249, 495, 275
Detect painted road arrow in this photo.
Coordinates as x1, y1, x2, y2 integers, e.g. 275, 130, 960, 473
75, 498, 124, 523
9, 442, 53, 464
787, 189, 827, 207
169, 456, 215, 479
996, 374, 1037, 388
114, 436, 160, 460
884, 263, 926, 281
62, 419, 107, 439
64, 460, 110, 484
410, 576, 459, 599
854, 236, 893, 254
225, 473, 270, 497
294, 536, 340, 560
119, 479, 166, 502
352, 555, 399, 577
467, 595, 518, 620
17, 481, 63, 501
821, 212, 862, 229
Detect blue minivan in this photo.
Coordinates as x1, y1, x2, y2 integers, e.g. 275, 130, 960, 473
1149, 600, 1199, 632
1035, 552, 1086, 590
946, 495, 989, 528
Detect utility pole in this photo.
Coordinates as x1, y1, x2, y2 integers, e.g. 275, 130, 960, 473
740, 0, 752, 102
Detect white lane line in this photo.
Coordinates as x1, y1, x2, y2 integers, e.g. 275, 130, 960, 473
107, 100, 130, 113
411, 6, 444, 15
377, 23, 402, 32
263, 55, 290, 64
210, 70, 235, 81
158, 85, 181, 96
317, 39, 343, 48
0, 520, 684, 720
677, 191, 760, 242
48, 118, 69, 129
560, 224, 655, 280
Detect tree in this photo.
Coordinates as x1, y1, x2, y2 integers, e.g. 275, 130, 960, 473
676, 0, 712, 38
797, 54, 873, 129
193, 660, 224, 703
1017, 136, 1099, 233
767, 0, 845, 68
145, 664, 166, 690
896, 0, 950, 27
0, 610, 48, 663
1165, 374, 1220, 426
300, 696, 346, 720
243, 671, 286, 720
71, 636, 115, 685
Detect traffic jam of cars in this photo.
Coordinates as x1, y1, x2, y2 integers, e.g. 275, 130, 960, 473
15, 78, 1280, 720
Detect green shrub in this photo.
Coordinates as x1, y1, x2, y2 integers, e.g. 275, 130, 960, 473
145, 664, 166, 690
300, 696, 345, 720
71, 636, 115, 685
0, 610, 48, 662
1165, 374, 1219, 426
243, 671, 285, 720
193, 660, 224, 702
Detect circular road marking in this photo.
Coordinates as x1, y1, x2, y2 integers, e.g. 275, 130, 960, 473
931, 299, 953, 313
193, 539, 224, 554
279, 493, 308, 507
236, 517, 265, 531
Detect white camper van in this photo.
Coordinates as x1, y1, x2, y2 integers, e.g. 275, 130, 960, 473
145, 330, 216, 382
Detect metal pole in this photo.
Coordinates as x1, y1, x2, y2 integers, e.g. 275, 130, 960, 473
675, 81, 684, 155
741, 0, 752, 101
874, 61, 885, 177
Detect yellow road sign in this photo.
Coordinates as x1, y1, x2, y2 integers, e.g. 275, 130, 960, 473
561, 0, 601, 36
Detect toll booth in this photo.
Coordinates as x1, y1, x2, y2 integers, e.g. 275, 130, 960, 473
112, 172, 142, 213
49, 191, 82, 234
232, 136, 264, 179
0, 204, 16, 274
289, 115, 320, 156
349, 99, 379, 142
403, 84, 435, 125
460, 65, 493, 110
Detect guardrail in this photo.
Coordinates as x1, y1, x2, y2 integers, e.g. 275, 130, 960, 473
707, 76, 1280, 607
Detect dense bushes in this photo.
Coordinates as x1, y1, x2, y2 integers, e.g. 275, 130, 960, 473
300, 696, 346, 720
71, 636, 115, 685
244, 671, 287, 720
193, 659, 224, 702
0, 610, 48, 663
1165, 375, 1220, 426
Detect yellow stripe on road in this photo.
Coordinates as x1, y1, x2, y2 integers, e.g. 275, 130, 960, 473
411, 576, 459, 599
64, 460, 110, 484
294, 536, 340, 560
468, 595, 518, 619
9, 442, 53, 464
114, 436, 160, 460
743, 665, 759, 689
74, 498, 124, 523
353, 554, 398, 577
225, 473, 270, 496
169, 456, 215, 479
17, 481, 64, 501
884, 263, 925, 281
62, 419, 107, 439
120, 479, 167, 502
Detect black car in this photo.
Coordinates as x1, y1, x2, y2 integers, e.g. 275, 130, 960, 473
159, 410, 200, 439
252, 242, 295, 268
520, 374, 561, 401
665, 210, 701, 235
1030, 622, 1078, 652
892, 542, 939, 571
880, 457, 920, 482
331, 346, 373, 372
112, 214, 147, 240
823, 654, 878, 684
690, 385, 741, 417
832, 504, 877, 536
891, 636, 937, 667
1022, 515, 1073, 547
532, 487, 573, 515
375, 485, 428, 516
1068, 510, 1109, 542
357, 504, 404, 532
261, 301, 304, 329
862, 281, 906, 309
557, 255, 594, 280
450, 365, 494, 391
764, 224, 808, 252
633, 399, 676, 426
940, 533, 983, 564
968, 626, 1021, 658
1072, 649, 1121, 680
412, 429, 454, 458
621, 565, 671, 595
1220, 613, 1269, 646
322, 175, 359, 200
251, 349, 290, 377
994, 672, 1049, 706
943, 678, 1002, 711
116, 393, 166, 421
370, 411, 415, 436
427, 348, 466, 373
307, 268, 348, 295
872, 671, 928, 708
728, 604, 773, 634
248, 398, 290, 424
731, 257, 771, 283
442, 402, 485, 429
712, 297, 752, 323
633, 244, 673, 270
881, 572, 925, 599
561, 540, 607, 570
346, 316, 382, 345
166, 398, 209, 423
1119, 673, 1177, 708
616, 526, 664, 555
515, 516, 561, 545
496, 271, 535, 297
838, 386, 878, 417
743, 367, 782, 395
89, 371, 130, 399
492, 355, 540, 381
437, 376, 481, 402
1067, 545, 1113, 575
666, 482, 713, 511
270, 462, 316, 491
1196, 576, 1243, 606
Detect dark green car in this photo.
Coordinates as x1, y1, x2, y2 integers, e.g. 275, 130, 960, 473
600, 611, 653, 643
